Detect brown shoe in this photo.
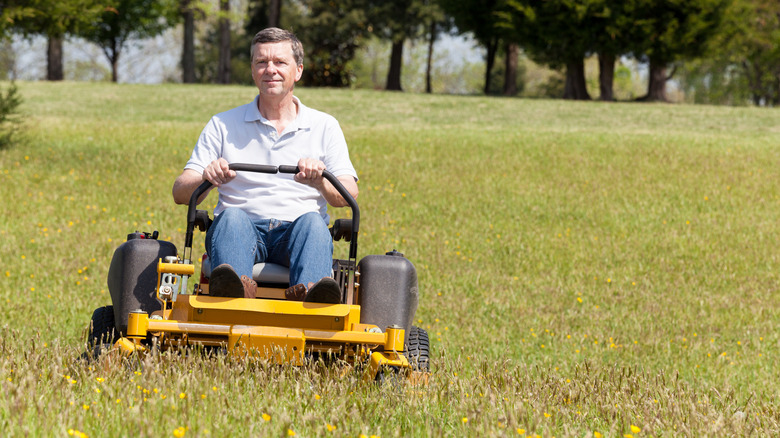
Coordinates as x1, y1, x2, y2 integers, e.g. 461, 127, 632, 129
241, 275, 257, 299
209, 264, 243, 298
304, 278, 342, 304
284, 283, 306, 301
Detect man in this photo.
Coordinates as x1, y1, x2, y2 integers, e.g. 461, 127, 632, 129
172, 28, 358, 303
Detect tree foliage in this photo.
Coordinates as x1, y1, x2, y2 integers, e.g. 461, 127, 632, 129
76, 0, 179, 82
628, 0, 729, 65
293, 0, 370, 87
7, 0, 102, 37
680, 0, 780, 106
733, 0, 780, 105
0, 2, 35, 37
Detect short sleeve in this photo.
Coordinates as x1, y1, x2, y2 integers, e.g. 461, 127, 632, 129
322, 118, 358, 181
185, 117, 223, 174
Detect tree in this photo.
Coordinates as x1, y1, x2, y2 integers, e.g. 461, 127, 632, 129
423, 1, 450, 93
9, 0, 103, 81
503, 42, 520, 96
733, 0, 780, 105
588, 0, 638, 101
246, 0, 282, 35
217, 0, 231, 84
77, 0, 178, 83
438, 0, 506, 95
630, 0, 730, 101
367, 0, 450, 91
179, 0, 201, 83
293, 0, 370, 87
500, 0, 595, 100
368, 0, 436, 91
680, 0, 780, 106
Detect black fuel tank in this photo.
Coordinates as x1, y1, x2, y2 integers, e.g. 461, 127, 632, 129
358, 250, 419, 345
107, 232, 176, 335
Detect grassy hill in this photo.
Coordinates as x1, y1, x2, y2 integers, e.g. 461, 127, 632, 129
1, 81, 779, 436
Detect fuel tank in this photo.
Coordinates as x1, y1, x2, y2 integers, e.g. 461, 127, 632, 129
107, 232, 177, 335
357, 250, 419, 346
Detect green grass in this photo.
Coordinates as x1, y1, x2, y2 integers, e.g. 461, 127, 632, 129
2, 81, 780, 437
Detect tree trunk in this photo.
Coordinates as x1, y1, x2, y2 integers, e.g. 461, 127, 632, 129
425, 21, 436, 94
642, 59, 669, 102
503, 42, 519, 96
47, 34, 64, 81
217, 0, 231, 84
181, 0, 196, 83
268, 0, 281, 28
563, 59, 590, 100
386, 39, 404, 91
598, 53, 615, 101
110, 50, 119, 83
483, 37, 498, 95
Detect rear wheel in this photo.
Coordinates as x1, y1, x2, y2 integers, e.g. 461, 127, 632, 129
405, 325, 430, 372
88, 306, 117, 347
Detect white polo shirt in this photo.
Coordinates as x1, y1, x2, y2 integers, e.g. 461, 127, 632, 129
185, 95, 357, 222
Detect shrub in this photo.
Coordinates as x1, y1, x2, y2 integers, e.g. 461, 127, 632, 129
0, 82, 22, 148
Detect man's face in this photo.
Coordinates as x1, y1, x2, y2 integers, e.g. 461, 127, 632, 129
251, 41, 303, 97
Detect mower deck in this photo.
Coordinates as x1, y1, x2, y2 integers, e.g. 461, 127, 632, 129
114, 280, 413, 381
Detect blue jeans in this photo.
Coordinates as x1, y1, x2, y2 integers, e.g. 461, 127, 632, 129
205, 208, 333, 287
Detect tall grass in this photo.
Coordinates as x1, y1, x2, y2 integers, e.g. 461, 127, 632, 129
1, 81, 779, 436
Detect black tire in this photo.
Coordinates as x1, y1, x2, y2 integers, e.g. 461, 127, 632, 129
405, 325, 430, 372
88, 306, 117, 348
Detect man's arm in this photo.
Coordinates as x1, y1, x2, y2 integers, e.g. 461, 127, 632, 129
294, 158, 358, 207
323, 174, 359, 207
172, 159, 236, 205
172, 169, 208, 205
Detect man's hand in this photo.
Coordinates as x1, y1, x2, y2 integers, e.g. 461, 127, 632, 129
294, 157, 326, 189
203, 158, 236, 187
294, 157, 358, 207
172, 158, 235, 205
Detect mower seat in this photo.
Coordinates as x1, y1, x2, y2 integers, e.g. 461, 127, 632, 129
201, 256, 290, 285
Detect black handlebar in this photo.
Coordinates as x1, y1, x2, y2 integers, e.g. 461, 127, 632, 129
184, 163, 359, 260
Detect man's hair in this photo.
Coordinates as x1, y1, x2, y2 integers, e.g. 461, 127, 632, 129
250, 27, 304, 66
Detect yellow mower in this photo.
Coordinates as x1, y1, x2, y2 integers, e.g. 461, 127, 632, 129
87, 164, 429, 382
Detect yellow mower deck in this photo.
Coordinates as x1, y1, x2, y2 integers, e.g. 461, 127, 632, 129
111, 260, 421, 382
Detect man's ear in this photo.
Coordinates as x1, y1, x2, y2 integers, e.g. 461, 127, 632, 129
295, 64, 303, 82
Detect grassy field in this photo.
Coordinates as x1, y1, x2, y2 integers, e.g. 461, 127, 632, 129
1, 81, 780, 437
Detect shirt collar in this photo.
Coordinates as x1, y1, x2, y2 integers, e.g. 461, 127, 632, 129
244, 95, 311, 131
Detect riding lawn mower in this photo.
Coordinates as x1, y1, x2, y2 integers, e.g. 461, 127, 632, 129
86, 164, 429, 382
